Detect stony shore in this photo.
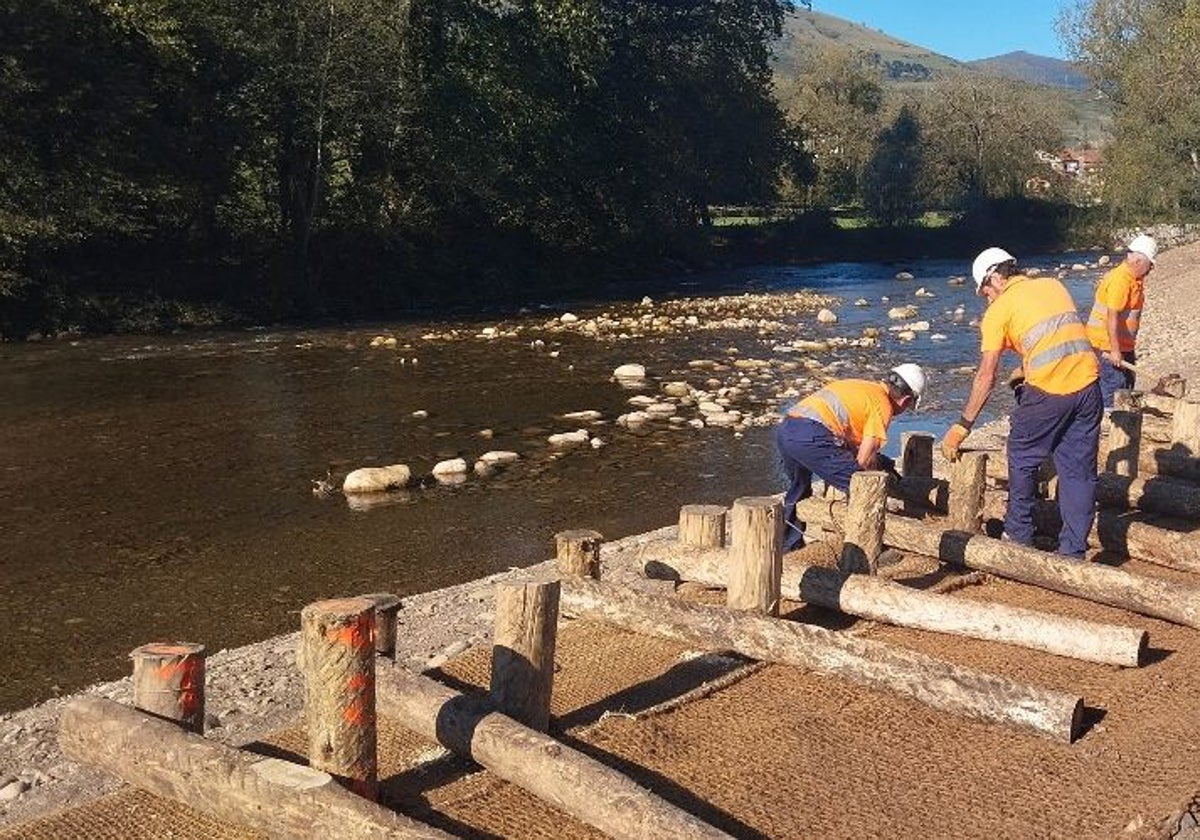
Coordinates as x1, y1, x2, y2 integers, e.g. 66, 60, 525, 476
2, 239, 1198, 833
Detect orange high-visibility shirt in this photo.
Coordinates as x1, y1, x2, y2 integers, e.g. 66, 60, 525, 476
1086, 261, 1144, 353
787, 379, 893, 447
980, 276, 1098, 395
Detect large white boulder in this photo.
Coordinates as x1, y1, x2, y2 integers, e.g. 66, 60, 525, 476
343, 464, 411, 494
548, 429, 590, 447
432, 458, 468, 477
816, 308, 838, 324
613, 363, 646, 379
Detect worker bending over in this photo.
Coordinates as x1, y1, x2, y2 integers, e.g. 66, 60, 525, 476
941, 247, 1102, 560
777, 364, 926, 551
1087, 234, 1156, 407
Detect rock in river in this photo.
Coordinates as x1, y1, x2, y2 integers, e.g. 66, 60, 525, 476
343, 464, 411, 493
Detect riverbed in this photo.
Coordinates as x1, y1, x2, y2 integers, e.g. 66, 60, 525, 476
0, 254, 1105, 711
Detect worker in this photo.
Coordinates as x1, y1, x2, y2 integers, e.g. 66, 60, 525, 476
941, 247, 1102, 560
777, 364, 926, 551
1087, 234, 1156, 407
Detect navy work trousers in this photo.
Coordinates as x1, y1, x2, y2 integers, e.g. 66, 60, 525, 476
776, 417, 860, 551
1098, 349, 1136, 408
1005, 381, 1103, 559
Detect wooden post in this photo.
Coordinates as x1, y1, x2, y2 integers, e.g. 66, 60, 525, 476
1170, 397, 1200, 456
555, 529, 603, 579
1105, 410, 1143, 477
678, 504, 727, 548
298, 598, 377, 800
359, 593, 402, 657
130, 642, 206, 734
948, 451, 989, 533
727, 496, 783, 615
59, 698, 450, 839
638, 540, 1145, 667
901, 432, 934, 477
561, 579, 1085, 742
490, 578, 560, 732
839, 471, 888, 574
796, 497, 1200, 628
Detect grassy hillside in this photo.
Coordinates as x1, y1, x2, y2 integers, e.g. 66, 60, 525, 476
772, 8, 1111, 145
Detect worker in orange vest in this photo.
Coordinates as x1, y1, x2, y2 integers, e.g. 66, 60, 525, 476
941, 247, 1102, 559
1087, 234, 1156, 407
777, 364, 926, 551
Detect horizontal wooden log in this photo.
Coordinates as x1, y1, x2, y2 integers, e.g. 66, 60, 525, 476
638, 541, 1144, 667
796, 498, 1200, 629
560, 579, 1084, 742
1095, 473, 1200, 520
59, 697, 448, 839
984, 496, 1200, 575
1138, 446, 1200, 483
375, 666, 731, 840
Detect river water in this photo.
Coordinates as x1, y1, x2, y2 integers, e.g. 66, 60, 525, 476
0, 255, 1103, 711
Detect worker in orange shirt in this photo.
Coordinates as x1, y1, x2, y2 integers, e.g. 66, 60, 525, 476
777, 364, 926, 551
1087, 234, 1156, 407
941, 247, 1102, 559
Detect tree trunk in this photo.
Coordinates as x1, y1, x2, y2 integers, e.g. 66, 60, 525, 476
559, 579, 1084, 742
375, 666, 732, 840
726, 496, 782, 615
1095, 473, 1200, 520
796, 498, 1200, 628
489, 579, 559, 732
638, 541, 1144, 667
59, 697, 449, 839
839, 471, 887, 574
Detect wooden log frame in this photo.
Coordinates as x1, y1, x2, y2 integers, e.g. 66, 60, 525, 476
559, 579, 1085, 742
375, 666, 732, 840
298, 598, 378, 800
637, 540, 1145, 667
130, 642, 206, 734
59, 697, 451, 839
726, 496, 783, 615
796, 497, 1200, 629
889, 474, 1200, 572
839, 471, 888, 575
489, 578, 560, 732
984, 496, 1200, 575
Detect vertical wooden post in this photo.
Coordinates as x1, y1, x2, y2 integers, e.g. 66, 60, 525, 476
1105, 410, 1143, 477
838, 472, 888, 575
490, 578, 560, 732
679, 504, 727, 548
555, 529, 603, 579
727, 496, 783, 614
948, 452, 989, 533
359, 593, 402, 657
299, 598, 377, 800
1171, 398, 1200, 456
900, 432, 934, 477
130, 642, 206, 734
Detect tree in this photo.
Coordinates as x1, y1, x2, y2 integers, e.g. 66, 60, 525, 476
915, 74, 1064, 209
1060, 0, 1200, 216
863, 105, 924, 226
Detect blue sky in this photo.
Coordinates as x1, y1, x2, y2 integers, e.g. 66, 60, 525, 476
811, 1, 1072, 62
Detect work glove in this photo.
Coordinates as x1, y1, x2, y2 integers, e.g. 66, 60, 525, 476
940, 423, 969, 463
1006, 367, 1025, 391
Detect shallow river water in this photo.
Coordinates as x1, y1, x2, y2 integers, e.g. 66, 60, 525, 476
0, 255, 1103, 711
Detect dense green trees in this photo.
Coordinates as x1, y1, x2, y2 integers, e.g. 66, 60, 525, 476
0, 0, 790, 333
1061, 0, 1200, 217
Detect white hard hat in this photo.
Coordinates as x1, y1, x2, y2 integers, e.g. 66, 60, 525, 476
889, 363, 927, 408
1128, 233, 1157, 265
971, 247, 1015, 292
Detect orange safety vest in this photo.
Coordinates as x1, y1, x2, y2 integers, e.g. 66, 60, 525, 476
787, 379, 893, 447
1086, 261, 1144, 353
980, 277, 1098, 395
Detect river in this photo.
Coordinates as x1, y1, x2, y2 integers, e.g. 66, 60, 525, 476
0, 254, 1104, 711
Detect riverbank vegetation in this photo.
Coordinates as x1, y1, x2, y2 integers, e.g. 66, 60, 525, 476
0, 1, 1192, 338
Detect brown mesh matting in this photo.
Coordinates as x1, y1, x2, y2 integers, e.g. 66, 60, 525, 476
7, 568, 1200, 839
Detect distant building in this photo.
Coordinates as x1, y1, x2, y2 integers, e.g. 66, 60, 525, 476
1030, 147, 1105, 204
